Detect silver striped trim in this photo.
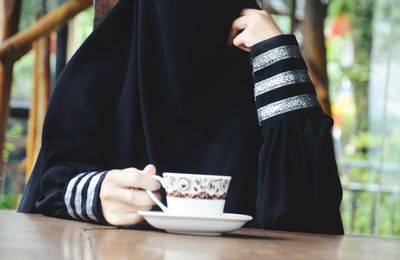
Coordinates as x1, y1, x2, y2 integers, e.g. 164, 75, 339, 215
74, 171, 98, 220
86, 171, 107, 222
64, 172, 86, 219
252, 45, 302, 73
254, 70, 310, 97
257, 94, 320, 123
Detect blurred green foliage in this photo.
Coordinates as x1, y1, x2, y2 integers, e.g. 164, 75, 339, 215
11, 51, 34, 102
329, 0, 375, 133
19, 0, 59, 31
3, 122, 24, 163
0, 194, 15, 209
2, 143, 15, 164
327, 0, 400, 237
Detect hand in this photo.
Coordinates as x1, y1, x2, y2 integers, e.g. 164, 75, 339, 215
228, 9, 283, 52
100, 164, 161, 226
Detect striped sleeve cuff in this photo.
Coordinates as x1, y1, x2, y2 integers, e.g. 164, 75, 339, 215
250, 34, 321, 126
64, 170, 108, 224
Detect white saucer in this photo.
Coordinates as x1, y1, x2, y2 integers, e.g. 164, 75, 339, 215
137, 211, 253, 236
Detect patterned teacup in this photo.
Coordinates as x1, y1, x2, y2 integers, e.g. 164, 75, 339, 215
146, 172, 231, 216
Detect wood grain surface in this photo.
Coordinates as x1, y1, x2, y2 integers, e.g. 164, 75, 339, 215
0, 212, 399, 260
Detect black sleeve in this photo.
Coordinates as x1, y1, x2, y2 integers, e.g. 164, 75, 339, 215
17, 0, 129, 225
251, 34, 344, 234
34, 162, 109, 225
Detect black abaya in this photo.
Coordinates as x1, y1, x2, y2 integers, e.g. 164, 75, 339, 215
18, 0, 343, 234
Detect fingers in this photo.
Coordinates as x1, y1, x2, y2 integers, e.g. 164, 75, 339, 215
228, 16, 249, 39
115, 188, 159, 207
232, 15, 251, 31
234, 8, 264, 31
228, 15, 252, 50
105, 211, 145, 226
142, 164, 156, 176
240, 8, 262, 16
100, 191, 153, 226
100, 164, 163, 227
233, 31, 251, 52
228, 15, 250, 44
228, 8, 282, 51
108, 166, 160, 191
104, 198, 154, 212
101, 188, 157, 226
115, 213, 144, 226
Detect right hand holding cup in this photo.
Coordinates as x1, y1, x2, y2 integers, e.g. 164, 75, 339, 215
99, 164, 161, 226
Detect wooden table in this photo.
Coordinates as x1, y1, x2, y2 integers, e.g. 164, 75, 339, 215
0, 212, 399, 259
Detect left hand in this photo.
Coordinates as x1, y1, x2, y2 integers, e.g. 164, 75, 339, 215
228, 9, 283, 52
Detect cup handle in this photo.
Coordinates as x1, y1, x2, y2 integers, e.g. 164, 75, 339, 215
146, 175, 168, 212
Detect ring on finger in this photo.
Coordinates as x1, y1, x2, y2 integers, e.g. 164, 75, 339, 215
124, 189, 135, 204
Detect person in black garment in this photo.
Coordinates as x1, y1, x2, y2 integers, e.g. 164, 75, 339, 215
18, 0, 344, 234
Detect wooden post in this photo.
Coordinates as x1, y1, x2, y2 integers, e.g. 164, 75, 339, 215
94, 0, 118, 28
0, 0, 92, 188
0, 0, 22, 195
25, 34, 51, 182
0, 0, 93, 61
301, 0, 332, 115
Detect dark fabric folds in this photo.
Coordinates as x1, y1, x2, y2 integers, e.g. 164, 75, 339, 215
19, 0, 262, 219
250, 34, 343, 233
18, 0, 343, 234
255, 113, 343, 233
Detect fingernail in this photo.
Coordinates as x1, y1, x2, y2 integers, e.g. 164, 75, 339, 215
144, 164, 156, 174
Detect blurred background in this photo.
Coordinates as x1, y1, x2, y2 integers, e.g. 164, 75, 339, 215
0, 0, 399, 237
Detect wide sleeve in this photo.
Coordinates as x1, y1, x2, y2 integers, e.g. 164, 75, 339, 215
18, 0, 131, 225
250, 34, 344, 234
33, 158, 109, 224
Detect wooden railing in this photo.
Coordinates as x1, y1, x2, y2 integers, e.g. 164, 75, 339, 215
0, 0, 94, 192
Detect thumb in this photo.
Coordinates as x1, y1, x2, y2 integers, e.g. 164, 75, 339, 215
233, 31, 251, 52
142, 164, 157, 176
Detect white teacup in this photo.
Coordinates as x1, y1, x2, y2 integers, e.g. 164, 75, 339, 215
146, 172, 231, 216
